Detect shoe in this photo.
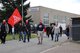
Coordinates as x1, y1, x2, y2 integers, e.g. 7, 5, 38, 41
28, 40, 30, 42
19, 40, 21, 41
40, 42, 42, 45
23, 41, 26, 43
37, 42, 40, 45
55, 40, 56, 42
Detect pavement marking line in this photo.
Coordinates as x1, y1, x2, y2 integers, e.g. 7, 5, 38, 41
40, 45, 59, 53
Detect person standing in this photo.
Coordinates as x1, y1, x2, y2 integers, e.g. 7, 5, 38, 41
0, 20, 7, 44
37, 21, 45, 44
65, 25, 69, 39
18, 23, 23, 41
54, 22, 60, 42
25, 20, 31, 42
59, 25, 63, 37
50, 24, 55, 41
46, 26, 50, 38
22, 24, 27, 43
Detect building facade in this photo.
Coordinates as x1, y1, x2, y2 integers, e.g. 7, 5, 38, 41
28, 6, 80, 26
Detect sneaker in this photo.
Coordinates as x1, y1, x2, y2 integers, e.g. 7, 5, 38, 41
37, 42, 40, 45
40, 42, 42, 45
23, 41, 26, 43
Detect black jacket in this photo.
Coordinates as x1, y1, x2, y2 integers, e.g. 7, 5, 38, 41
59, 26, 62, 33
1, 24, 6, 33
26, 23, 31, 32
37, 23, 44, 31
18, 25, 23, 32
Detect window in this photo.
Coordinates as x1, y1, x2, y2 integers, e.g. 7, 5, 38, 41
29, 7, 39, 12
53, 15, 59, 21
43, 13, 49, 19
43, 19, 49, 24
64, 16, 67, 20
43, 13, 49, 25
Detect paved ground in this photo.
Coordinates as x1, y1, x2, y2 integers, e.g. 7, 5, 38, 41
41, 42, 80, 53
0, 34, 68, 53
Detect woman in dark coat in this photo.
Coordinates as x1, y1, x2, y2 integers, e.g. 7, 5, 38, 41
46, 26, 50, 38
59, 26, 63, 37
50, 23, 55, 41
65, 25, 69, 39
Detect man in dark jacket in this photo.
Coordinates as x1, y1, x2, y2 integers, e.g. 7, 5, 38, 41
25, 20, 31, 42
37, 21, 45, 44
18, 23, 23, 41
22, 24, 27, 43
0, 20, 7, 44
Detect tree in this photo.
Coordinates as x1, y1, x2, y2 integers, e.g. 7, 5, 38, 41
0, 0, 32, 33
0, 0, 32, 23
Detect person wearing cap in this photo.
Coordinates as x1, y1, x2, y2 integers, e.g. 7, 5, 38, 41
37, 20, 45, 44
0, 20, 7, 44
25, 20, 31, 42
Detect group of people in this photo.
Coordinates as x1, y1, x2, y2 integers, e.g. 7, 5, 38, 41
37, 21, 64, 45
0, 19, 70, 45
46, 22, 70, 42
46, 22, 61, 42
18, 20, 31, 43
0, 19, 31, 44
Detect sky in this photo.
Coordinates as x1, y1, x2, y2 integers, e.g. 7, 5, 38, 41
29, 0, 80, 15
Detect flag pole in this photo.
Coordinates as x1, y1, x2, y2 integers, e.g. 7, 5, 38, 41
22, 0, 23, 25
12, 26, 15, 39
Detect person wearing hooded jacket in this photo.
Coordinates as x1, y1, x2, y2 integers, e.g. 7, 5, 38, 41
18, 23, 23, 41
25, 20, 31, 42
0, 20, 8, 44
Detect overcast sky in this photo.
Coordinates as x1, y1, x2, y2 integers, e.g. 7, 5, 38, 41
29, 0, 80, 15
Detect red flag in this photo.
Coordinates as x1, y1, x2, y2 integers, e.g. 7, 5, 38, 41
8, 8, 22, 27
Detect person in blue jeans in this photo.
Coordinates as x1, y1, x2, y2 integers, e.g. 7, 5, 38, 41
22, 24, 27, 43
23, 31, 27, 43
54, 22, 60, 42
55, 33, 59, 42
19, 31, 23, 41
18, 23, 23, 41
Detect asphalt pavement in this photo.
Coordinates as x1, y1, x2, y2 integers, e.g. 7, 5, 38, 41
41, 42, 80, 53
0, 34, 68, 53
